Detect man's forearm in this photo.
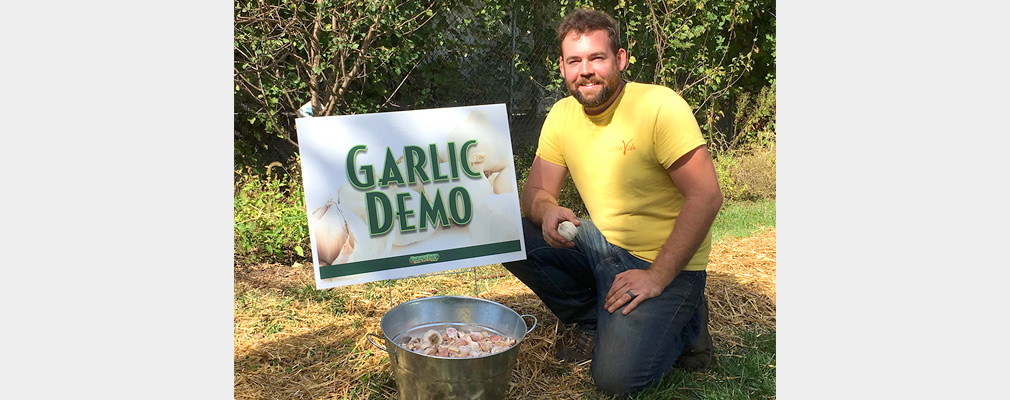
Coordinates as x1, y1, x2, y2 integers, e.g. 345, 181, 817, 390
649, 194, 723, 285
521, 189, 560, 227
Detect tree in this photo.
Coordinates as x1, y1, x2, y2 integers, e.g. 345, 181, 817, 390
624, 0, 775, 150
233, 0, 776, 170
234, 0, 437, 152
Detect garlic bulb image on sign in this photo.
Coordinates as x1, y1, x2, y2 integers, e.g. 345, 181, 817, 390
311, 198, 354, 266
337, 182, 432, 248
489, 164, 516, 194
558, 220, 578, 242
340, 202, 396, 262
469, 192, 521, 245
312, 194, 397, 267
438, 110, 511, 176
336, 183, 368, 221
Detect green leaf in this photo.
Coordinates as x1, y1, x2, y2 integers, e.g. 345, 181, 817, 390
295, 245, 304, 257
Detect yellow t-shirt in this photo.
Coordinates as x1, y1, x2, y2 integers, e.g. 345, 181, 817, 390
536, 81, 711, 270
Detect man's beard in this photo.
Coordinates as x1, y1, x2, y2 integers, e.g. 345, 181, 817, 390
570, 75, 618, 109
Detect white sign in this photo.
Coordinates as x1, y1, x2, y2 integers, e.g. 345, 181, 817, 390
296, 104, 526, 289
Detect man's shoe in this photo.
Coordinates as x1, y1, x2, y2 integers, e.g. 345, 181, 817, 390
555, 329, 595, 363
673, 296, 714, 370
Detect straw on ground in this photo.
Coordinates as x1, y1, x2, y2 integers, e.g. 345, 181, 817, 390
234, 228, 776, 399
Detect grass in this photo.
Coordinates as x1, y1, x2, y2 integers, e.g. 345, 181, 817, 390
711, 199, 776, 243
626, 331, 776, 400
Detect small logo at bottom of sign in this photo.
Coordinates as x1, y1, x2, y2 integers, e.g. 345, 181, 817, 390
409, 253, 440, 265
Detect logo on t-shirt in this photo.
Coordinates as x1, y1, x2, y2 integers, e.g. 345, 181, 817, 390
608, 139, 638, 155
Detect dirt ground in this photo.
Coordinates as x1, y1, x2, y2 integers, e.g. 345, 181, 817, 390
234, 261, 314, 290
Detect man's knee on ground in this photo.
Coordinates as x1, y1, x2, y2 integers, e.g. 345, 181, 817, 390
590, 362, 660, 397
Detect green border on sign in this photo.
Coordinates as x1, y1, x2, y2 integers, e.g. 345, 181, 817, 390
318, 240, 522, 279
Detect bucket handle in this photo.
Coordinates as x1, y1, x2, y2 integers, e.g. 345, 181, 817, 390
366, 333, 388, 352
366, 333, 396, 363
520, 314, 537, 336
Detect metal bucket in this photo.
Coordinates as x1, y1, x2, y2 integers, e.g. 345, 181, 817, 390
367, 296, 537, 400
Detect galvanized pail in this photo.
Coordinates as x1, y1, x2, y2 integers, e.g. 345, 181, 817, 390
367, 296, 536, 400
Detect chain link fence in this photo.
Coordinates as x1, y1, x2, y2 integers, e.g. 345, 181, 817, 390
378, 3, 569, 151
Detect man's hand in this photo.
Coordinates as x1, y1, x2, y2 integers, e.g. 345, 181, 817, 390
603, 267, 671, 315
520, 156, 580, 248
541, 207, 580, 248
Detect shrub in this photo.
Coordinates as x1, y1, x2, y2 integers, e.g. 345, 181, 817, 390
734, 144, 776, 201
234, 158, 311, 265
732, 83, 777, 150
714, 144, 776, 202
713, 151, 743, 201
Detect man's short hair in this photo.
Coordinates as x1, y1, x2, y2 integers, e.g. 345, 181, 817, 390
556, 8, 622, 56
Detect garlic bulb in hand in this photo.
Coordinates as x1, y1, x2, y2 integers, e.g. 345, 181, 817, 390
558, 221, 578, 242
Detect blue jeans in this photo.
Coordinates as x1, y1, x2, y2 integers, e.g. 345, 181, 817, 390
503, 217, 706, 396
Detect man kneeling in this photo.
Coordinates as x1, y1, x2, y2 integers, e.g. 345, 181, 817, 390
502, 7, 723, 397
